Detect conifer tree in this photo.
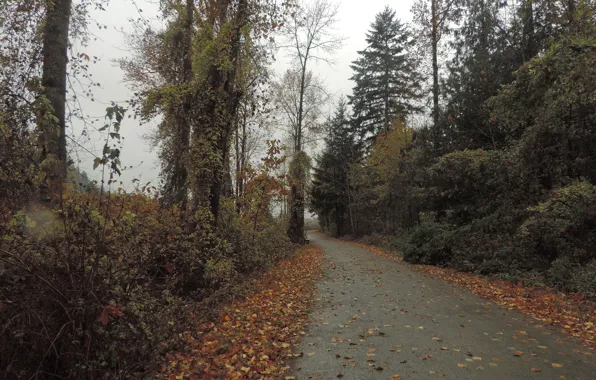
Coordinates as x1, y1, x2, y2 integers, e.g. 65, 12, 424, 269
311, 99, 359, 236
349, 6, 422, 144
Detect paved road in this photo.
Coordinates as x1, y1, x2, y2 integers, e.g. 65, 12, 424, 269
290, 233, 595, 379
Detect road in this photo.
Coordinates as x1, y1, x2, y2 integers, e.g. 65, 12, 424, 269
290, 233, 595, 379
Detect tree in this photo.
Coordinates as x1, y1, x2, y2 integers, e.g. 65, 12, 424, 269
120, 1, 195, 218
310, 99, 359, 236
440, 0, 521, 152
234, 74, 275, 214
279, 0, 344, 243
349, 6, 422, 145
273, 69, 328, 153
411, 0, 458, 126
40, 0, 73, 201
347, 119, 415, 236
123, 0, 288, 227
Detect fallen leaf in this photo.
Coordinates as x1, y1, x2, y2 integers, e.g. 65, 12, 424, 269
552, 363, 563, 368
531, 368, 542, 372
161, 246, 323, 379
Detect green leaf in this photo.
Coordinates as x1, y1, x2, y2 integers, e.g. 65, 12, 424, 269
93, 157, 102, 170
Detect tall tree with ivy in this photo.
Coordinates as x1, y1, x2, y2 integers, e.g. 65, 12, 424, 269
349, 6, 422, 145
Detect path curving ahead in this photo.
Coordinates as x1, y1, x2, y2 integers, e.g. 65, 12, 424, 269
290, 233, 595, 380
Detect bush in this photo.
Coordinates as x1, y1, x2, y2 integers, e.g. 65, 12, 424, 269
520, 182, 596, 266
402, 221, 454, 266
0, 191, 291, 379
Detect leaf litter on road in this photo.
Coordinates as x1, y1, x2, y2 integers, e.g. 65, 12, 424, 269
350, 238, 596, 351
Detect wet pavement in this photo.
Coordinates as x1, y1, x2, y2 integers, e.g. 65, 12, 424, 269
290, 233, 595, 379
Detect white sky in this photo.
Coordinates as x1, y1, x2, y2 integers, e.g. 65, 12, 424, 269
72, 0, 415, 188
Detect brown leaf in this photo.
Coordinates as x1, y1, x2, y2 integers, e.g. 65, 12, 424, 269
98, 308, 109, 326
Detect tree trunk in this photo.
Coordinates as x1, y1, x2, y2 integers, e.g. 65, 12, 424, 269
521, 0, 536, 61
287, 59, 308, 244
240, 116, 246, 199
41, 0, 72, 201
172, 0, 194, 219
235, 116, 241, 213
210, 0, 247, 225
431, 0, 440, 127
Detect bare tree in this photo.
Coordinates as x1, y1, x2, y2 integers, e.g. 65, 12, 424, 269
279, 0, 344, 243
273, 69, 328, 153
280, 0, 343, 152
234, 89, 274, 212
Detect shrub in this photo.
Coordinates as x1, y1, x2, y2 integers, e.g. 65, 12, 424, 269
520, 182, 596, 266
402, 221, 454, 266
0, 190, 291, 379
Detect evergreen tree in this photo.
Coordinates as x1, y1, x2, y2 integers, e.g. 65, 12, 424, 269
439, 0, 522, 152
348, 6, 422, 145
311, 99, 360, 236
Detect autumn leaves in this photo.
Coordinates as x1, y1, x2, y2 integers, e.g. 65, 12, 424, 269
162, 246, 323, 379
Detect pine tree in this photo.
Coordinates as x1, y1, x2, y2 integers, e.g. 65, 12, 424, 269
311, 99, 360, 236
349, 6, 422, 144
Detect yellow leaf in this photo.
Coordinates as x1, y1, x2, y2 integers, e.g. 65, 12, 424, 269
552, 363, 563, 368
458, 363, 467, 368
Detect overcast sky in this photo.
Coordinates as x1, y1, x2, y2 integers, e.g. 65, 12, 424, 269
72, 0, 416, 188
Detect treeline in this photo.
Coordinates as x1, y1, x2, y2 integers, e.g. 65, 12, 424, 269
311, 1, 596, 296
0, 1, 304, 379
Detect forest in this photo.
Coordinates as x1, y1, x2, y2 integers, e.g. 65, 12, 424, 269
1, 0, 595, 379
311, 0, 596, 296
